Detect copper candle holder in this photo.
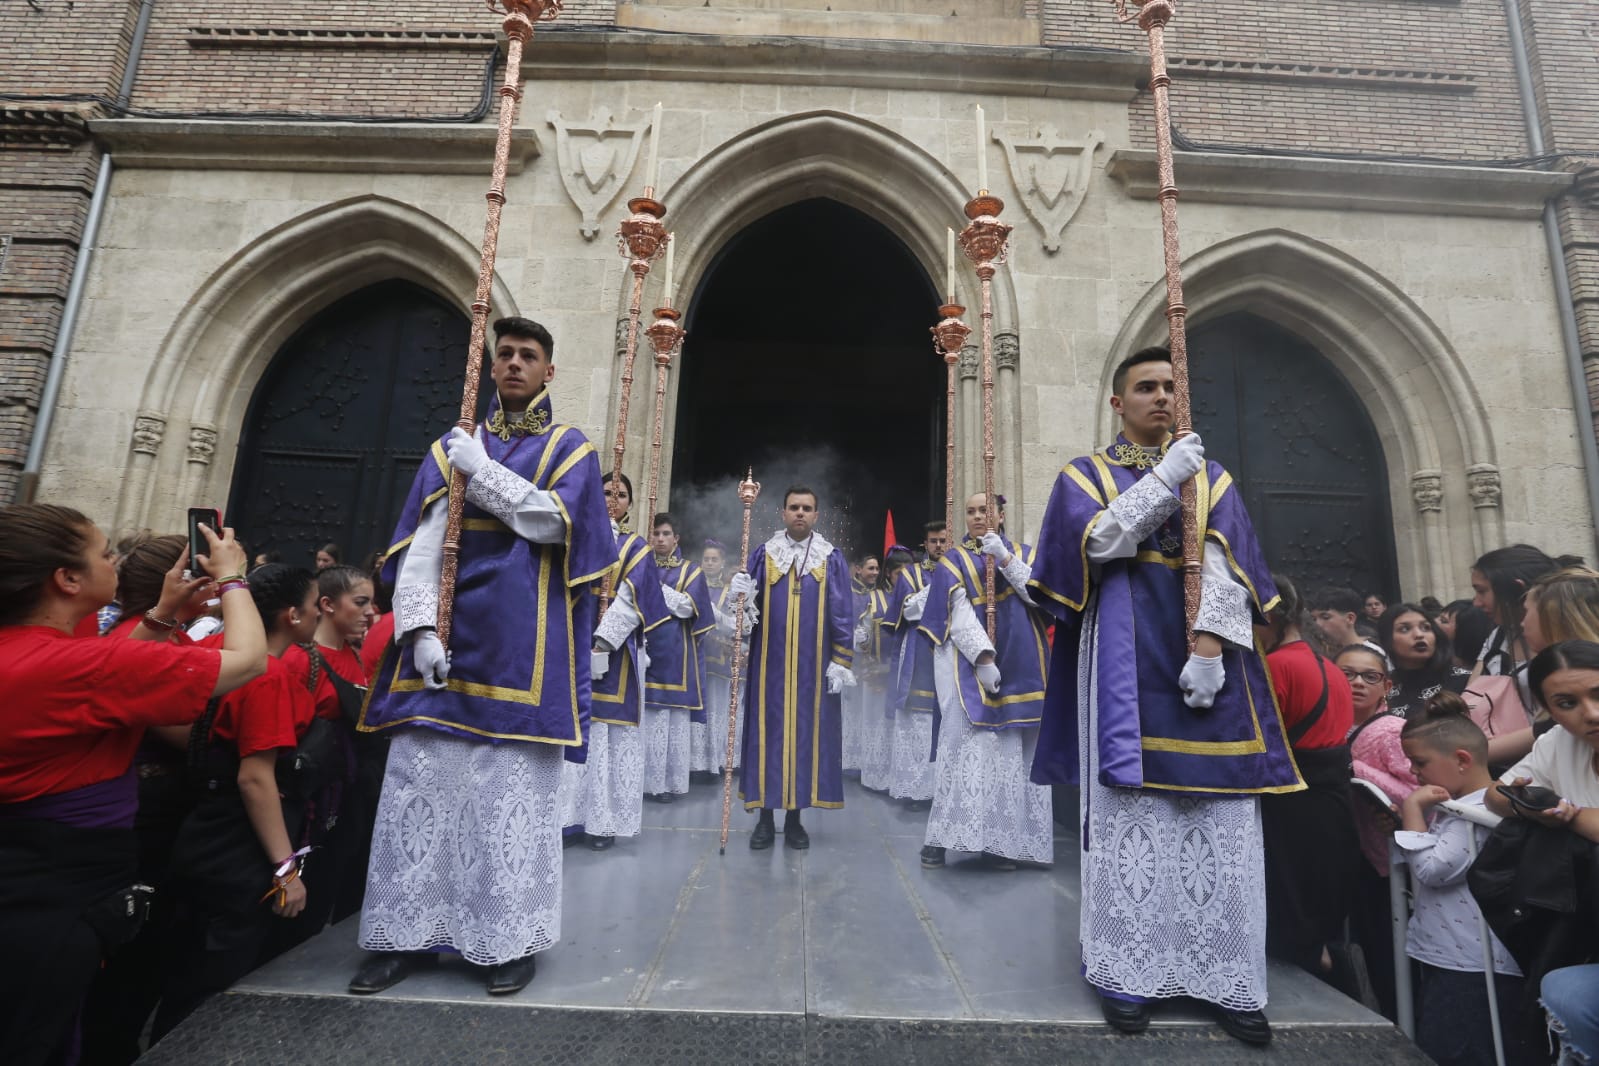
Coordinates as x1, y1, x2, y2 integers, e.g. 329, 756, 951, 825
931, 303, 971, 537
643, 305, 685, 521
959, 196, 1011, 641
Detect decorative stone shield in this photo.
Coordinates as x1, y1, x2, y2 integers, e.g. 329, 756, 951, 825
546, 106, 652, 240
994, 125, 1104, 254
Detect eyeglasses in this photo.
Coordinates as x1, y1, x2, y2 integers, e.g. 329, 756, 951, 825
1340, 668, 1387, 685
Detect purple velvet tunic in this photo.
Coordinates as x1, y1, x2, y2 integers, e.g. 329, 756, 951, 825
644, 556, 717, 721
359, 389, 618, 750
1028, 443, 1303, 797
590, 530, 671, 727
885, 562, 938, 716
919, 539, 1050, 729
738, 541, 855, 810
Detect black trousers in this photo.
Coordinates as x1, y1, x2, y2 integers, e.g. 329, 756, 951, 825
1261, 772, 1361, 974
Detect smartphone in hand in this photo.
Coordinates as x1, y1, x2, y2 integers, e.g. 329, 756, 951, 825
187, 507, 222, 572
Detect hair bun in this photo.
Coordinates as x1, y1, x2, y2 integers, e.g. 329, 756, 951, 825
1422, 689, 1470, 720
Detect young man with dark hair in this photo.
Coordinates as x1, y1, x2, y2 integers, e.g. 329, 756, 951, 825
642, 511, 715, 803
351, 316, 616, 996
878, 520, 951, 809
1308, 586, 1364, 651
1029, 345, 1301, 1043
731, 486, 856, 849
575, 471, 670, 850
918, 494, 1053, 869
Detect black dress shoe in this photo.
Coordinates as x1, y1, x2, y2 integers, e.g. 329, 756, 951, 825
750, 814, 776, 850
783, 813, 809, 850
485, 954, 537, 995
905, 799, 932, 812
588, 834, 615, 851
1099, 995, 1152, 1034
562, 831, 586, 849
348, 951, 437, 995
1212, 1006, 1271, 1045
920, 845, 946, 868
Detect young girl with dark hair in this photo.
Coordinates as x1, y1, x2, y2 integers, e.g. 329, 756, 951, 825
1257, 574, 1362, 993
153, 564, 320, 1038
1379, 603, 1470, 719
1469, 544, 1571, 687
0, 504, 264, 1066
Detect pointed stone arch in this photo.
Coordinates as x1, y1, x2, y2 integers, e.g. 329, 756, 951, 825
617, 110, 1023, 517
1103, 228, 1500, 596
114, 195, 519, 530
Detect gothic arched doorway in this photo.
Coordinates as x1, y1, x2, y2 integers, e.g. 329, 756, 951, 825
227, 279, 472, 566
669, 198, 942, 555
1190, 312, 1399, 598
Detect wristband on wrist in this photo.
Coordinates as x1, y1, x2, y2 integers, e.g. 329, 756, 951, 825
141, 611, 178, 632
216, 579, 250, 596
214, 572, 248, 584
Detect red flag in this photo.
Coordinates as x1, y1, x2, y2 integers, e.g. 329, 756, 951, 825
883, 509, 897, 557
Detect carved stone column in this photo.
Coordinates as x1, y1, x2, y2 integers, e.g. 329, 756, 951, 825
994, 331, 1022, 536
1466, 462, 1505, 561
116, 411, 169, 531
1409, 469, 1450, 599
959, 344, 980, 516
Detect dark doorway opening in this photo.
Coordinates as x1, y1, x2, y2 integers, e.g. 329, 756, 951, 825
669, 199, 943, 558
1190, 312, 1399, 599
227, 279, 473, 569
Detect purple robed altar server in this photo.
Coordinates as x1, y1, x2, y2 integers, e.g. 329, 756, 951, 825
886, 562, 938, 718
644, 554, 717, 722
591, 530, 671, 726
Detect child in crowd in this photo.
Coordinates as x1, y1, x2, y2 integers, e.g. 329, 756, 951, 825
1396, 694, 1540, 1066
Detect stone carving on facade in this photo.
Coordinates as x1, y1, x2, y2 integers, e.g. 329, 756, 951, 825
131, 412, 167, 456
995, 125, 1104, 254
994, 332, 1020, 372
187, 424, 218, 465
1409, 470, 1443, 513
615, 315, 632, 359
958, 344, 979, 381
547, 107, 653, 240
1466, 463, 1502, 509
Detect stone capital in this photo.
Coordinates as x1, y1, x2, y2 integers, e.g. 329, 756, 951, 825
958, 345, 980, 381
187, 424, 218, 465
132, 411, 167, 456
995, 332, 1020, 372
1409, 469, 1443, 513
1466, 463, 1502, 509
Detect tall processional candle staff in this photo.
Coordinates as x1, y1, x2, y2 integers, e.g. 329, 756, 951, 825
1116, 0, 1201, 639
932, 228, 971, 538
603, 101, 668, 614
958, 103, 1011, 640
719, 469, 761, 854
437, 0, 563, 647
644, 240, 684, 521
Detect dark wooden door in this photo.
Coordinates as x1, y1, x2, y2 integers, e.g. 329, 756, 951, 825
227, 280, 473, 568
1189, 312, 1398, 598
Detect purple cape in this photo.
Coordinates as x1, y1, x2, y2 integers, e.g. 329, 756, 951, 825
1028, 443, 1304, 797
590, 530, 671, 727
359, 388, 617, 751
738, 541, 855, 810
885, 562, 937, 716
644, 556, 716, 721
919, 540, 1050, 729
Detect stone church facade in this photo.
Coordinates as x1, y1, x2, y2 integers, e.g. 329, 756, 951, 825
3, 0, 1597, 598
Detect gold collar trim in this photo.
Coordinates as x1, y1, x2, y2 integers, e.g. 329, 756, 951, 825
487, 404, 551, 442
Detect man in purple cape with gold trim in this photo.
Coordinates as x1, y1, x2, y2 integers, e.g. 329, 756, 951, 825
641, 512, 716, 802
732, 485, 856, 850
1028, 346, 1303, 1045
348, 316, 617, 998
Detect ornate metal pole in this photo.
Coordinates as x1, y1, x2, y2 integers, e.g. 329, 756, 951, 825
720, 469, 761, 854
601, 202, 668, 614
437, 0, 561, 648
1117, 0, 1200, 637
931, 304, 971, 536
643, 305, 684, 521
959, 195, 1011, 641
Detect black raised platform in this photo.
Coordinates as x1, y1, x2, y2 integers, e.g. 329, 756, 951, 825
145, 779, 1428, 1064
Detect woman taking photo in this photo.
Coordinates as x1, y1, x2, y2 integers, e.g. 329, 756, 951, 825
0, 504, 265, 1066
1379, 604, 1470, 719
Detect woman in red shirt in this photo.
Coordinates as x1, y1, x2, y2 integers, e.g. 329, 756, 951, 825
0, 504, 265, 1066
1257, 574, 1363, 994
153, 564, 321, 1039
278, 563, 377, 937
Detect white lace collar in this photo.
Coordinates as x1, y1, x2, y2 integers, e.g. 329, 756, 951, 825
764, 529, 835, 576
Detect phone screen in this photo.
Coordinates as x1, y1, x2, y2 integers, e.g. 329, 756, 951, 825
187, 508, 221, 571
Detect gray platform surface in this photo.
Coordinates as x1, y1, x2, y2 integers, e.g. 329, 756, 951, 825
147, 778, 1422, 1064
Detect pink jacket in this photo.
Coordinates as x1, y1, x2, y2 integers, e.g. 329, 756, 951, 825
1350, 712, 1417, 873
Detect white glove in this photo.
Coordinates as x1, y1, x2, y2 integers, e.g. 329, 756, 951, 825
1179, 652, 1225, 709
637, 642, 651, 675
662, 586, 696, 619
413, 631, 450, 690
903, 587, 928, 622
974, 661, 1002, 694
591, 648, 610, 681
853, 623, 871, 650
1152, 432, 1204, 491
445, 426, 489, 478
979, 531, 1009, 562
729, 572, 758, 601
826, 662, 856, 694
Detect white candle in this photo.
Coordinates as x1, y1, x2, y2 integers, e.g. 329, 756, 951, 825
663, 235, 675, 307
645, 101, 662, 193
975, 104, 987, 192
946, 227, 956, 303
